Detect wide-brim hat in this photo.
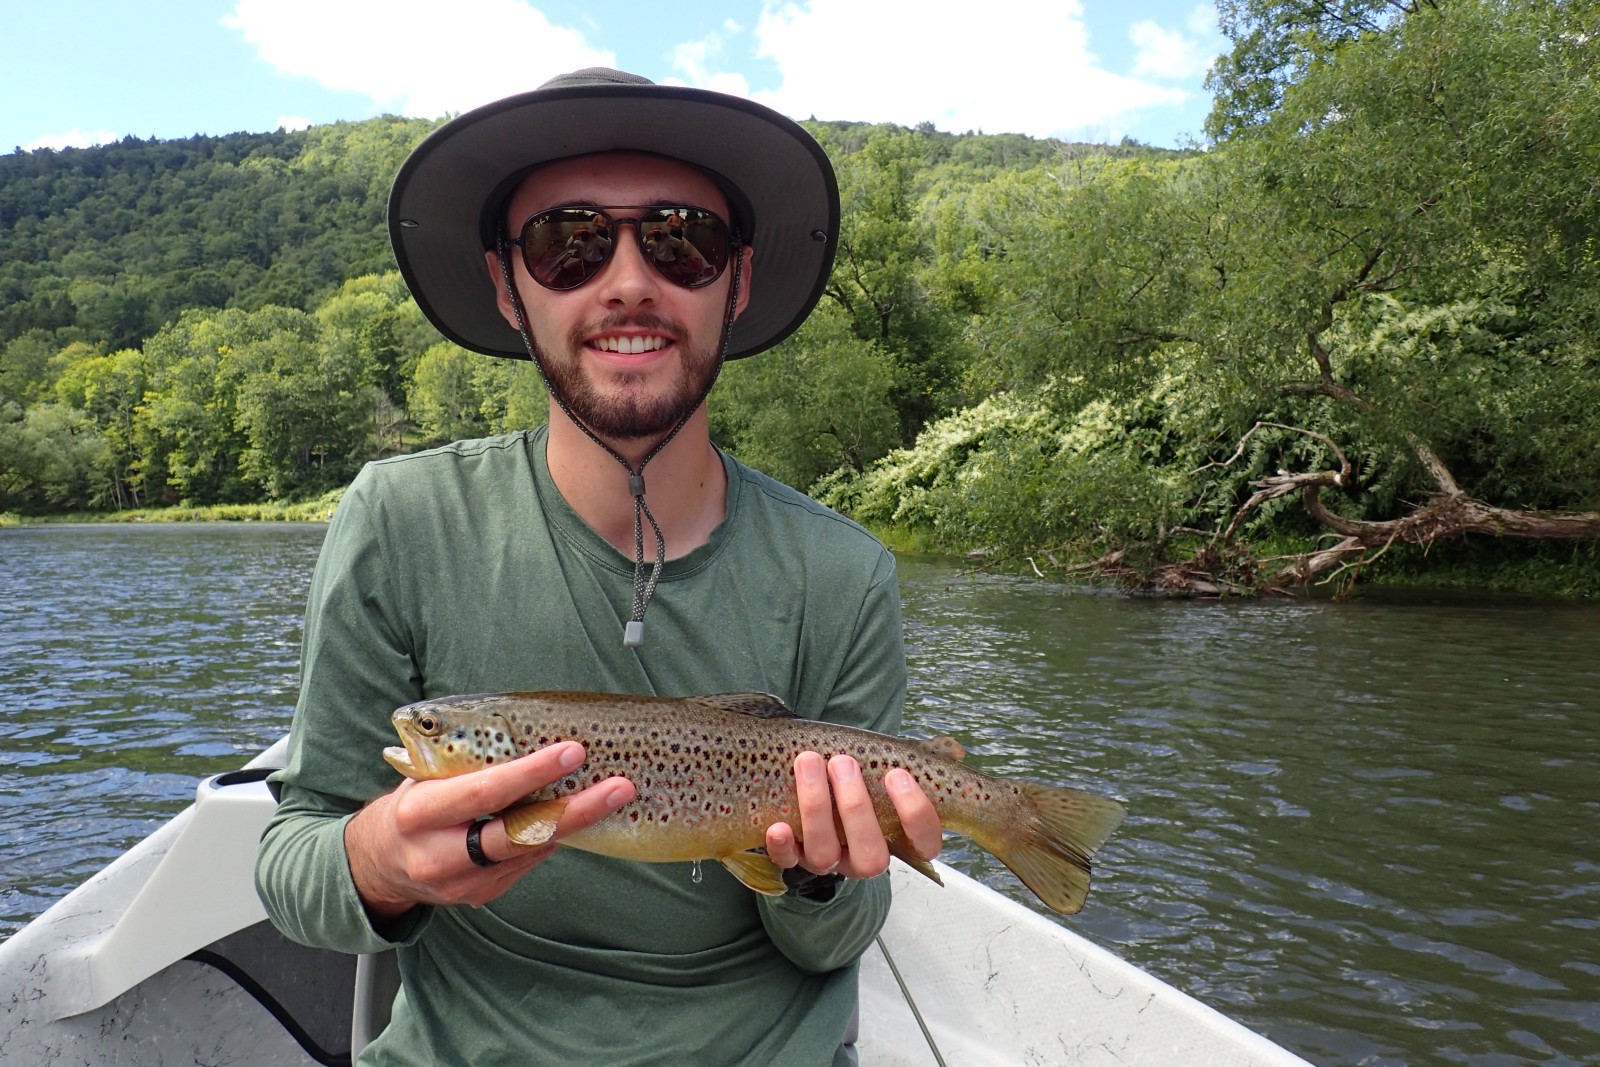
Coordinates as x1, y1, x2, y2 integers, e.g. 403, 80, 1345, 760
388, 68, 839, 361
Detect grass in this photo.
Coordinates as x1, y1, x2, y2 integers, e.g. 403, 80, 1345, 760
9, 489, 345, 525
1360, 538, 1600, 599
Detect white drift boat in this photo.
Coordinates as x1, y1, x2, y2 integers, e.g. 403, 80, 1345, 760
0, 740, 1312, 1066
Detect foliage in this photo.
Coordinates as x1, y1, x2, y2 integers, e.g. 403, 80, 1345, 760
819, 0, 1600, 592
815, 389, 1188, 557
0, 117, 436, 353
0, 401, 110, 511
3, 15, 1597, 594
712, 303, 900, 490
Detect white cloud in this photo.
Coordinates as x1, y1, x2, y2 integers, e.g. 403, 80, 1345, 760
223, 0, 615, 119
24, 128, 121, 151
744, 0, 1185, 140
665, 21, 752, 97
275, 115, 314, 132
1130, 4, 1222, 81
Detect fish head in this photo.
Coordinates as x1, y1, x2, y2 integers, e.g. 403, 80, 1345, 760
383, 696, 520, 780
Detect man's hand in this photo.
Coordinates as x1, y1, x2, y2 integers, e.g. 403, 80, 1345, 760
346, 741, 636, 921
763, 751, 943, 882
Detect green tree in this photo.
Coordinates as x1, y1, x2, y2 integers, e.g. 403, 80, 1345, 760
409, 341, 492, 445
714, 303, 900, 490
471, 357, 550, 437
53, 344, 146, 508
833, 0, 1600, 589
231, 319, 373, 499
809, 125, 971, 442
0, 330, 58, 408
134, 306, 318, 504
0, 401, 110, 511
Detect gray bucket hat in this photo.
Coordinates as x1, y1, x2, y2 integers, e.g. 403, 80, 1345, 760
388, 67, 840, 361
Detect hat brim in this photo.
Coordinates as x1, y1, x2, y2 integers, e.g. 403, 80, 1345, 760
388, 84, 839, 360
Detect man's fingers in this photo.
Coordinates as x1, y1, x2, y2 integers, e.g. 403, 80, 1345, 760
764, 822, 801, 869
479, 776, 636, 861
885, 768, 943, 861
829, 755, 889, 876
394, 741, 588, 832
793, 751, 841, 873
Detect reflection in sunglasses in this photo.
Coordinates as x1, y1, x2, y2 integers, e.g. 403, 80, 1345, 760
513, 205, 732, 291
548, 217, 614, 282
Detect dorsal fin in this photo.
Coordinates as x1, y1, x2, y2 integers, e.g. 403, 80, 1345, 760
690, 692, 796, 719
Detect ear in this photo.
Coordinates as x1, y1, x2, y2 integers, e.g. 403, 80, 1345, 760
732, 245, 755, 320
485, 248, 521, 329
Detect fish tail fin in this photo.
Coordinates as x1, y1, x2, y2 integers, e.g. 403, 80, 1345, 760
973, 782, 1125, 916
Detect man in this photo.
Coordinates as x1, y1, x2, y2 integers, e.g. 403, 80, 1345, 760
255, 68, 942, 1066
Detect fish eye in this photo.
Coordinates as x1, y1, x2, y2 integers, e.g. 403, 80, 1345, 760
418, 714, 440, 734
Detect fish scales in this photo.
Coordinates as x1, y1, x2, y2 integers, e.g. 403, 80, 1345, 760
383, 690, 1126, 914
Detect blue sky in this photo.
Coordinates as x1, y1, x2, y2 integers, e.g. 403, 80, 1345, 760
4, 1, 1227, 153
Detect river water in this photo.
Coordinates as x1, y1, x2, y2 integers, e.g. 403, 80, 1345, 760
1, 523, 1596, 1065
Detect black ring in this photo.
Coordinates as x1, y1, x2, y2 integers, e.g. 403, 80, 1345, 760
466, 820, 500, 868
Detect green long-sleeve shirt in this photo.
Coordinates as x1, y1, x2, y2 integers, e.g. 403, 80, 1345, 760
255, 428, 906, 1066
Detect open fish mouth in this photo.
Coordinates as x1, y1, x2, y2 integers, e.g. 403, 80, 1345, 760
382, 740, 425, 779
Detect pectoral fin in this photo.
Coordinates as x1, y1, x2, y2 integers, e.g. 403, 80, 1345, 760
719, 850, 789, 896
500, 798, 571, 846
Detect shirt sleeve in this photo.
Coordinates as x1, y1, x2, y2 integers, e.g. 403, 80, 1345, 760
254, 466, 433, 954
755, 546, 906, 973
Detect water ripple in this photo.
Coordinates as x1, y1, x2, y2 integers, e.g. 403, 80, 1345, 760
897, 555, 1600, 1067
4, 534, 1598, 1066
0, 523, 325, 935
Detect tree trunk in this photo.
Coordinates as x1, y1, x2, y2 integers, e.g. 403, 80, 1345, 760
1088, 421, 1600, 597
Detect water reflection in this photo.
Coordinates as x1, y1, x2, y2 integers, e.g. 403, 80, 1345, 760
2, 530, 1596, 1065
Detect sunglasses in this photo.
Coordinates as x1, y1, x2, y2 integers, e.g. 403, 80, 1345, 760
510, 204, 735, 291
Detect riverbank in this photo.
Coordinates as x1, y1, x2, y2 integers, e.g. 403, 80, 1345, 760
5, 503, 1593, 599
884, 526, 1600, 601
0, 490, 342, 527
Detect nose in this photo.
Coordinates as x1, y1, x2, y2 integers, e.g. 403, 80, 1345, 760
592, 220, 663, 306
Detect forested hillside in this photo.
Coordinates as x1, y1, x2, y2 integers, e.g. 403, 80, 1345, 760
4, 0, 1598, 596
0, 118, 438, 351
0, 109, 1165, 512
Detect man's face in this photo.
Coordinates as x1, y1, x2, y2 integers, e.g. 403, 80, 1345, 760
488, 153, 753, 443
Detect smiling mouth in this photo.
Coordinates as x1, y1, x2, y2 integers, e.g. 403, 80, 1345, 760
591, 335, 669, 355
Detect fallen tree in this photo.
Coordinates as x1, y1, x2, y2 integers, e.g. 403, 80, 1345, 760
1087, 421, 1600, 598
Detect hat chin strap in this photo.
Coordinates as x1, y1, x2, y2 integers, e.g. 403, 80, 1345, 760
494, 226, 745, 648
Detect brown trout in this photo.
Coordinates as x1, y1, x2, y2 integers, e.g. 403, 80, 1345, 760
383, 691, 1125, 915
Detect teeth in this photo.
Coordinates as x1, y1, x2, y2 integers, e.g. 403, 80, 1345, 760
593, 335, 667, 355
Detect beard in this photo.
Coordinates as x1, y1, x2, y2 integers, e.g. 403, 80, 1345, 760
536, 310, 724, 442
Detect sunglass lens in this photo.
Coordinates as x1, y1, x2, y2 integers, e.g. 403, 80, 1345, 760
523, 209, 615, 290
638, 208, 729, 288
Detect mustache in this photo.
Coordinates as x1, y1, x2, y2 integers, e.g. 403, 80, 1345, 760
568, 310, 686, 348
